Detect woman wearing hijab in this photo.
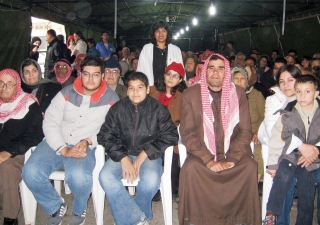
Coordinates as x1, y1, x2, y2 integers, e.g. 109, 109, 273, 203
0, 69, 44, 225
20, 59, 61, 113
231, 67, 265, 182
137, 20, 184, 86
29, 37, 42, 62
51, 59, 75, 88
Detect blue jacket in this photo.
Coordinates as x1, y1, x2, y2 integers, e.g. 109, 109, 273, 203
96, 41, 115, 59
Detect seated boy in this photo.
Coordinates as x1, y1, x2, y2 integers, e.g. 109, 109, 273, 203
263, 75, 320, 225
98, 72, 179, 225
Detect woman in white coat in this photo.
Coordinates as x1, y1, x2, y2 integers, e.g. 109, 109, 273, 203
258, 64, 301, 224
137, 21, 184, 86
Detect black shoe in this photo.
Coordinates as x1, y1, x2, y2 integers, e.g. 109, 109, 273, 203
152, 190, 161, 202
3, 218, 18, 225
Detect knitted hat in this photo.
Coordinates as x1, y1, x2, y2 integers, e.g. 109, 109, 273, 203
165, 62, 184, 79
231, 67, 248, 81
104, 56, 122, 75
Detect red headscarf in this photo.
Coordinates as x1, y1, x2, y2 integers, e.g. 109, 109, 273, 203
54, 59, 72, 83
0, 69, 38, 123
200, 54, 240, 158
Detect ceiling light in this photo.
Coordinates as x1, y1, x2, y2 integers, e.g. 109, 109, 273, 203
176, 32, 180, 37
209, 3, 216, 15
186, 25, 189, 31
192, 17, 198, 26
154, 1, 157, 6
173, 36, 178, 40
180, 29, 184, 34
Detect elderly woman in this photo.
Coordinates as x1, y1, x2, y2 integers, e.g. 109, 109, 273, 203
20, 59, 61, 113
137, 20, 183, 86
231, 67, 265, 183
0, 69, 43, 225
51, 59, 75, 88
104, 56, 127, 99
184, 57, 197, 80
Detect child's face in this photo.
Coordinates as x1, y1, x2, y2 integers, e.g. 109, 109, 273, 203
295, 82, 319, 109
127, 79, 150, 105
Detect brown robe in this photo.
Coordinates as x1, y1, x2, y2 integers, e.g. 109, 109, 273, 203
178, 84, 261, 225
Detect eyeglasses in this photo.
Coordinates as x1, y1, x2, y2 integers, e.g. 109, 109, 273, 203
57, 65, 67, 69
105, 69, 119, 75
165, 72, 180, 79
0, 81, 17, 89
81, 72, 102, 78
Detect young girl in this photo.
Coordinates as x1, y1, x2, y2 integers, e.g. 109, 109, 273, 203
149, 62, 187, 199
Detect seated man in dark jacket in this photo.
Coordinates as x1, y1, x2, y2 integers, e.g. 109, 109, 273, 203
98, 72, 179, 225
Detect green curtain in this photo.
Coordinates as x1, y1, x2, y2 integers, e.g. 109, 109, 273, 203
0, 11, 30, 71
222, 17, 320, 57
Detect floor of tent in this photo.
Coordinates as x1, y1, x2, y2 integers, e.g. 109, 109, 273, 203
0, 183, 318, 225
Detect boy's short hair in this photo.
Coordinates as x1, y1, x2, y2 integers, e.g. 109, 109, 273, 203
295, 74, 319, 90
126, 72, 149, 88
80, 56, 104, 73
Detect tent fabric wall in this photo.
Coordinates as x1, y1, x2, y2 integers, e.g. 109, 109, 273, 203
222, 17, 320, 58
0, 11, 30, 72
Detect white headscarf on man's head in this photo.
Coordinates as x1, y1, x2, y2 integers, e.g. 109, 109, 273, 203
200, 53, 240, 158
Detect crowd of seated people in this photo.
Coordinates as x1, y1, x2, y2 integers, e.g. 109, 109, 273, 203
2, 20, 320, 225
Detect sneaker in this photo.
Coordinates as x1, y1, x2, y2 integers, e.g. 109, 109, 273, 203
47, 200, 67, 225
152, 190, 161, 202
262, 211, 277, 225
69, 210, 86, 225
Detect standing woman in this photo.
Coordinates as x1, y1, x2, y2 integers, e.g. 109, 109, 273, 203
72, 31, 87, 57
149, 62, 187, 199
29, 37, 42, 62
137, 21, 184, 86
0, 69, 44, 225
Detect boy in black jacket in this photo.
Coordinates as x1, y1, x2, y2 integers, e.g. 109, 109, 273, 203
98, 72, 178, 225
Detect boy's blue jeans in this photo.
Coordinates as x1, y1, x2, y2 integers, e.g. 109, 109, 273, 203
22, 140, 96, 215
99, 155, 162, 225
276, 180, 295, 225
316, 169, 320, 225
267, 159, 316, 225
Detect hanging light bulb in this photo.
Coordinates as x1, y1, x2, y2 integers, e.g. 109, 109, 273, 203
186, 25, 189, 31
176, 32, 180, 37
180, 28, 184, 34
209, 2, 216, 15
192, 17, 198, 26
173, 36, 178, 40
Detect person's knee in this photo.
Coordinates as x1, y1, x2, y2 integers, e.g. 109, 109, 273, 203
22, 161, 46, 186
65, 167, 92, 189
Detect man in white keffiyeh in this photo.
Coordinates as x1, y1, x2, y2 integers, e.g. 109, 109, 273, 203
178, 53, 261, 225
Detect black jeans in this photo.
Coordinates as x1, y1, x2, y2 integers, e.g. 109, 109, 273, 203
267, 159, 316, 225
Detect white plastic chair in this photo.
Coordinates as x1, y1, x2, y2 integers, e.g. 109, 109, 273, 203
122, 146, 173, 225
20, 145, 106, 225
261, 143, 272, 219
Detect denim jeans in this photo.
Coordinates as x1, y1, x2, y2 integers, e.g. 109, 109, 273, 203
267, 159, 316, 225
99, 155, 162, 225
316, 169, 320, 225
22, 140, 96, 215
276, 180, 295, 225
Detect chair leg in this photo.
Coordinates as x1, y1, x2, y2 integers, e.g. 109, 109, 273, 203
20, 180, 37, 225
54, 180, 62, 196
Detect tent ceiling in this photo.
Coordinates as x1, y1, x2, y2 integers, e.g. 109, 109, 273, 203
1, 0, 320, 39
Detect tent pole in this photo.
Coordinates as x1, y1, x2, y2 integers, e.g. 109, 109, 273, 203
114, 0, 117, 39
282, 0, 286, 35
273, 25, 285, 57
